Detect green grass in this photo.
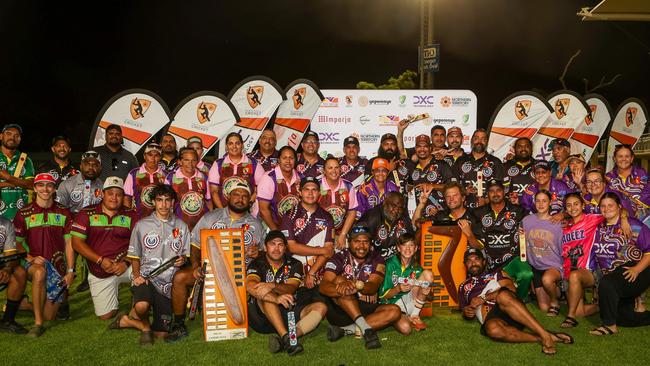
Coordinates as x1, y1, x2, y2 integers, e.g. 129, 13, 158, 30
2, 272, 649, 366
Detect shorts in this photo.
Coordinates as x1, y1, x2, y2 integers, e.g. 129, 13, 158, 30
531, 266, 562, 289
324, 296, 380, 327
248, 298, 306, 335
88, 267, 132, 317
296, 286, 327, 307
480, 293, 524, 336
131, 282, 173, 332
25, 260, 64, 303
395, 292, 416, 315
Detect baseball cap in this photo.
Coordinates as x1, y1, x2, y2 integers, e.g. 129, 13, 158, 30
105, 124, 122, 133
2, 123, 22, 134
486, 179, 504, 190
51, 135, 71, 146
343, 136, 359, 147
33, 173, 56, 185
534, 160, 551, 171
265, 230, 287, 245
144, 142, 162, 154
372, 158, 390, 171
447, 127, 463, 136
302, 131, 319, 142
187, 136, 203, 145
300, 176, 320, 189
550, 138, 570, 148
380, 133, 397, 143
464, 248, 485, 261
81, 150, 102, 163
567, 153, 586, 164
223, 177, 251, 196
102, 176, 124, 191
415, 134, 431, 146
348, 225, 371, 239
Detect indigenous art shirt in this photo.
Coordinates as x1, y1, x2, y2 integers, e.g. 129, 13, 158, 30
128, 213, 190, 298
257, 167, 302, 223
296, 154, 325, 179
161, 155, 179, 176
452, 153, 504, 208
71, 204, 137, 278
318, 178, 358, 232
364, 157, 414, 196
583, 190, 635, 215
95, 145, 139, 181
37, 160, 78, 188
249, 150, 279, 172
358, 205, 414, 259
442, 151, 470, 168
458, 269, 507, 323
123, 164, 166, 218
56, 174, 104, 213
471, 202, 526, 270
324, 249, 386, 303
0, 150, 35, 220
196, 160, 211, 176
339, 156, 368, 187
0, 216, 16, 254
246, 256, 303, 290
411, 158, 453, 217
13, 203, 72, 276
355, 179, 400, 218
550, 161, 571, 182
208, 154, 264, 205
431, 208, 473, 225
166, 169, 211, 231
592, 216, 650, 274
379, 255, 424, 304
561, 213, 604, 279
503, 159, 536, 201
520, 179, 574, 215
521, 214, 563, 273
606, 166, 650, 224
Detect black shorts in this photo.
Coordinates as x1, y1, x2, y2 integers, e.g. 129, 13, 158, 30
324, 296, 380, 327
131, 283, 172, 332
480, 302, 524, 336
247, 298, 306, 335
296, 286, 326, 307
531, 267, 545, 289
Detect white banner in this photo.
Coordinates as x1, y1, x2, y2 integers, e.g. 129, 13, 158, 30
219, 76, 285, 157
168, 92, 239, 159
487, 91, 552, 161
90, 89, 170, 154
570, 94, 612, 161
605, 98, 648, 172
273, 79, 324, 149
310, 90, 477, 158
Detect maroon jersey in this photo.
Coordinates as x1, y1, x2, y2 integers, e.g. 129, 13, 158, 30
123, 164, 166, 218
257, 167, 302, 223
166, 169, 211, 231
318, 178, 358, 232
249, 149, 279, 172
296, 153, 325, 178
339, 156, 368, 186
323, 249, 386, 303
208, 154, 264, 206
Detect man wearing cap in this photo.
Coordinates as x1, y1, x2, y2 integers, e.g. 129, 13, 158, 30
95, 124, 139, 181
503, 137, 537, 205
296, 131, 325, 179
70, 176, 138, 320
409, 134, 453, 219
441, 126, 468, 166
165, 178, 264, 342
520, 160, 574, 215
338, 136, 367, 187
452, 129, 504, 209
0, 123, 35, 220
356, 158, 400, 218
37, 135, 78, 188
358, 192, 414, 259
249, 129, 280, 172
365, 133, 415, 196
396, 119, 446, 161
320, 157, 359, 249
246, 230, 328, 356
56, 151, 104, 214
549, 138, 571, 181
320, 225, 404, 349
124, 143, 166, 218
160, 133, 179, 175
0, 210, 28, 334
13, 173, 75, 337
257, 146, 302, 230
186, 136, 212, 175
166, 147, 212, 231
459, 179, 531, 300
459, 248, 572, 355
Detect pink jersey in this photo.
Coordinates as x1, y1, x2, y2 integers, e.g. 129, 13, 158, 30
561, 214, 604, 278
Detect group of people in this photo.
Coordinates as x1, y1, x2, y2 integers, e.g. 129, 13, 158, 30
0, 118, 648, 356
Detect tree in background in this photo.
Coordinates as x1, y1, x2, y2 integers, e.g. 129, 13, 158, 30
356, 70, 418, 89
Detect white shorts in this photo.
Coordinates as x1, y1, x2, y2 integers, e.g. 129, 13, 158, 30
87, 267, 132, 317
396, 291, 417, 315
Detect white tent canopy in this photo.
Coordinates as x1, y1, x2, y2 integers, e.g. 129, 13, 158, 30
578, 0, 650, 21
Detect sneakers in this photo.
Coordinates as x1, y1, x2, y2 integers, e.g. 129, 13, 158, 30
326, 324, 345, 342
410, 316, 427, 331
165, 323, 189, 343
139, 330, 154, 346
56, 302, 71, 320
0, 319, 28, 334
281, 333, 303, 356
363, 328, 382, 349
268, 334, 283, 353
76, 278, 89, 293
26, 325, 45, 338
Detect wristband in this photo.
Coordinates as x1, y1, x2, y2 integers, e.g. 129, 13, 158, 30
97, 256, 104, 265
67, 268, 75, 273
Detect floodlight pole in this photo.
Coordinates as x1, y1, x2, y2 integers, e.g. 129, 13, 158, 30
420, 0, 434, 90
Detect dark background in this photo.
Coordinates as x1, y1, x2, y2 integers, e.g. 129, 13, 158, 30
1, 0, 648, 152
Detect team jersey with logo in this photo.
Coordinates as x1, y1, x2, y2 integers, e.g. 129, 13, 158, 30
583, 190, 635, 215
431, 208, 473, 224
324, 249, 386, 303
379, 255, 423, 304
470, 202, 526, 270
37, 160, 78, 188
561, 213, 603, 279
0, 216, 16, 254
411, 158, 453, 217
458, 270, 507, 318
166, 169, 211, 231
56, 174, 104, 213
208, 154, 264, 205
0, 150, 35, 220
358, 205, 414, 259
123, 164, 166, 218
161, 156, 179, 176
452, 153, 504, 208
249, 150, 279, 172
339, 156, 368, 187
246, 255, 303, 292
355, 179, 400, 218
592, 216, 650, 274
196, 161, 211, 176
503, 159, 536, 199
257, 167, 302, 223
318, 178, 358, 232
296, 154, 325, 179
606, 166, 650, 224
520, 179, 574, 215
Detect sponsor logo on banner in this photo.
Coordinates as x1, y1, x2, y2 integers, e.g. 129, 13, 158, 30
585, 104, 596, 126
359, 115, 370, 125
318, 132, 340, 144
378, 115, 400, 126
440, 96, 451, 108
462, 114, 470, 125
554, 98, 570, 119
358, 96, 369, 107
360, 134, 380, 143
345, 95, 353, 106
413, 95, 434, 107
369, 99, 391, 106
626, 107, 637, 127
399, 95, 407, 107
515, 100, 532, 120
130, 98, 151, 119
317, 115, 351, 124
246, 86, 264, 108
196, 102, 216, 123
322, 97, 339, 107
432, 118, 455, 125
452, 97, 472, 107
292, 87, 306, 110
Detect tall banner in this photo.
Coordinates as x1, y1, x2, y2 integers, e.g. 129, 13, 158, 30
570, 94, 612, 161
486, 91, 552, 161
219, 76, 285, 157
273, 79, 324, 149
90, 89, 170, 154
168, 92, 240, 159
605, 98, 648, 172
531, 90, 590, 161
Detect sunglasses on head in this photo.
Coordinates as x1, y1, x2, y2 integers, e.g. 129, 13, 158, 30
81, 152, 100, 161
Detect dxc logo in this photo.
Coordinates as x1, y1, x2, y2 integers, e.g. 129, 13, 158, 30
318, 132, 340, 142
413, 95, 434, 106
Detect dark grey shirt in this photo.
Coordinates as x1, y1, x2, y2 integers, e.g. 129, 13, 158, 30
95, 145, 139, 181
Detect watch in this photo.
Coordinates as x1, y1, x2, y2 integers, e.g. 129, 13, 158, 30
67, 268, 75, 274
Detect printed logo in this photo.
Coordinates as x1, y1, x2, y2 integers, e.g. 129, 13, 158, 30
321, 96, 339, 108
180, 191, 203, 216
554, 98, 570, 119
359, 115, 370, 125
210, 221, 227, 229
399, 95, 406, 106
345, 95, 353, 106
130, 98, 151, 119
358, 96, 369, 107
143, 231, 161, 249
481, 216, 493, 227
413, 95, 434, 107
626, 107, 637, 127
440, 96, 451, 108
140, 184, 156, 209
378, 115, 400, 126
246, 86, 264, 109
514, 100, 531, 121
292, 87, 306, 110
197, 101, 217, 124
585, 104, 596, 126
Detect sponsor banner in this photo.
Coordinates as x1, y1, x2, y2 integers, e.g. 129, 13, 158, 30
605, 98, 648, 172
486, 91, 552, 161
167, 92, 240, 159
310, 90, 477, 158
90, 89, 170, 154
273, 79, 324, 149
571, 94, 612, 161
531, 90, 590, 161
219, 76, 285, 157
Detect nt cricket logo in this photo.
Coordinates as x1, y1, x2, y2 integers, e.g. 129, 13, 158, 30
197, 102, 217, 124
246, 86, 264, 109
130, 98, 151, 120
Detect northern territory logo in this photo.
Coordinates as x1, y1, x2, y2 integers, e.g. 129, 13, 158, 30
246, 86, 264, 109
554, 98, 570, 119
514, 100, 531, 121
197, 101, 216, 123
626, 107, 637, 127
130, 98, 151, 120
292, 87, 306, 110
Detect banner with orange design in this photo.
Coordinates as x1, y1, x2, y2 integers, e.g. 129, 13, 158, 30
486, 91, 552, 162
90, 89, 171, 155
605, 98, 648, 172
570, 94, 612, 161
167, 92, 240, 159
218, 76, 285, 157
273, 79, 324, 149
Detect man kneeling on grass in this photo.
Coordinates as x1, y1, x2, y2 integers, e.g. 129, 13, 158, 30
459, 248, 573, 355
110, 184, 189, 346
320, 225, 404, 350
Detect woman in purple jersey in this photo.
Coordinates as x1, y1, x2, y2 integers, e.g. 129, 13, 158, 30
606, 144, 650, 226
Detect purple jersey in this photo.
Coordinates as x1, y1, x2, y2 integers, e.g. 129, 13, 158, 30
520, 179, 574, 215
592, 216, 650, 274
606, 166, 650, 223
522, 214, 563, 273
583, 190, 635, 215
355, 179, 400, 218
324, 249, 386, 303
458, 270, 507, 311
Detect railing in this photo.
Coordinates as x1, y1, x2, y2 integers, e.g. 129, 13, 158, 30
596, 133, 650, 171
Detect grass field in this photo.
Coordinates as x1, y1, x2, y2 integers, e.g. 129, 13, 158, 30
2, 273, 648, 366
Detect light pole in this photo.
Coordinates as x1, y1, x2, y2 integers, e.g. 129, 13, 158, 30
419, 0, 434, 89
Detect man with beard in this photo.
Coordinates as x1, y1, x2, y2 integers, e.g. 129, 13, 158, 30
338, 136, 367, 187
520, 161, 574, 216
57, 151, 104, 214
365, 133, 415, 196
0, 124, 35, 221
459, 248, 572, 355
439, 127, 468, 167
503, 137, 537, 205
249, 129, 280, 172
123, 143, 166, 217
257, 146, 302, 230
160, 133, 179, 174
296, 132, 325, 179
166, 148, 212, 231
460, 180, 532, 300
320, 225, 403, 349
95, 124, 138, 181
397, 122, 446, 161
453, 129, 504, 209
409, 134, 453, 220
358, 192, 414, 259
549, 138, 571, 181
165, 178, 263, 342
37, 135, 78, 188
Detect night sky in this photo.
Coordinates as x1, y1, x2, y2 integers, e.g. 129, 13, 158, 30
1, 0, 648, 152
